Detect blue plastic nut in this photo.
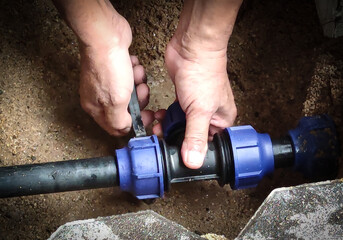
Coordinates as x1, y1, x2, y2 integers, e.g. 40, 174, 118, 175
115, 135, 164, 199
162, 101, 186, 139
227, 126, 274, 190
288, 115, 339, 179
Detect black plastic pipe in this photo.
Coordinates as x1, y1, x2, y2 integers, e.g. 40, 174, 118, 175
0, 156, 118, 198
0, 134, 294, 198
272, 137, 294, 168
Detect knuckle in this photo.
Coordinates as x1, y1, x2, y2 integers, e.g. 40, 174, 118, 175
231, 104, 237, 119
224, 104, 237, 127
106, 123, 130, 136
94, 90, 130, 108
231, 103, 237, 120
114, 122, 130, 131
109, 129, 126, 137
106, 116, 130, 132
80, 100, 94, 113
108, 91, 130, 106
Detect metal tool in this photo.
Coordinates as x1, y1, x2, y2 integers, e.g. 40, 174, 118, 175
128, 86, 146, 137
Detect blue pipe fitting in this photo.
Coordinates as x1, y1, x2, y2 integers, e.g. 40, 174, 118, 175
162, 101, 186, 140
227, 126, 274, 190
288, 114, 339, 179
163, 101, 276, 190
115, 135, 164, 199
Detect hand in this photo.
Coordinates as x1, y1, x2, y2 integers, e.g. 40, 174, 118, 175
162, 39, 237, 169
79, 45, 154, 135
53, 0, 154, 135
153, 0, 241, 169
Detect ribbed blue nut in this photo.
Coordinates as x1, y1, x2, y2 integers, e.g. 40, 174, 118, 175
227, 126, 274, 190
288, 115, 339, 179
115, 135, 164, 199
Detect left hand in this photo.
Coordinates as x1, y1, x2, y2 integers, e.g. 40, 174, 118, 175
153, 0, 241, 169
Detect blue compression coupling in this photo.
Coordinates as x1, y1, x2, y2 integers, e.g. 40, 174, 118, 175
115, 135, 164, 199
288, 114, 339, 179
227, 126, 274, 190
163, 101, 275, 190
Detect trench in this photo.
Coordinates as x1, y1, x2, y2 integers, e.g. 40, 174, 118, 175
0, 0, 342, 239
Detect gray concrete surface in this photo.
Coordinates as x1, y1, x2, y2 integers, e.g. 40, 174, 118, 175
236, 179, 343, 240
49, 210, 204, 240
49, 180, 343, 240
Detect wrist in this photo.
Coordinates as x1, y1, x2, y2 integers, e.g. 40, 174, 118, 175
55, 0, 132, 51
173, 26, 230, 55
172, 0, 242, 56
77, 14, 132, 52
169, 27, 229, 62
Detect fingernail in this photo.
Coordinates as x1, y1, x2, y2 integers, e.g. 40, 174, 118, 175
186, 150, 203, 168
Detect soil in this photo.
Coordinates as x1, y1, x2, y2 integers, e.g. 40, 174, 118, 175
0, 0, 342, 239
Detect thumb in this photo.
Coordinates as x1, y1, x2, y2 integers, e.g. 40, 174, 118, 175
181, 112, 210, 169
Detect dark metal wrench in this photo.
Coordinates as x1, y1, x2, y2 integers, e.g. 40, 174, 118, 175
128, 86, 146, 137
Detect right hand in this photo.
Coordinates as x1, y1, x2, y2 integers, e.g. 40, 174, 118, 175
78, 16, 153, 136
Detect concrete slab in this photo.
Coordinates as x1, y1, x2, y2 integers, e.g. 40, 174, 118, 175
49, 210, 204, 240
236, 179, 343, 240
49, 180, 343, 240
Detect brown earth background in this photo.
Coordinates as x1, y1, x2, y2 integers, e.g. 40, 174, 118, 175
0, 0, 342, 239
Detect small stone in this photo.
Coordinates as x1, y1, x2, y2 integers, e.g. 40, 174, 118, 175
31, 156, 36, 161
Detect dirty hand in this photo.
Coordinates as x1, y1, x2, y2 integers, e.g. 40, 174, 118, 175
53, 0, 153, 135
154, 0, 241, 169
79, 47, 152, 135
163, 38, 237, 170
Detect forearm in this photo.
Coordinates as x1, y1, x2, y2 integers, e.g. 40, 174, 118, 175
52, 0, 131, 49
174, 0, 242, 53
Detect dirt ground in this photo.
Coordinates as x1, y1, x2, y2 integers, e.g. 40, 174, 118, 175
0, 0, 342, 239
